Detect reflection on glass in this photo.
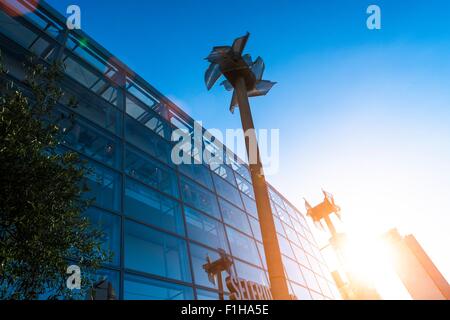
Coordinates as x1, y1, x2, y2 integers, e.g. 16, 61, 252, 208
124, 178, 184, 235
125, 146, 179, 198
84, 161, 121, 212
213, 175, 243, 209
124, 220, 191, 282
219, 199, 251, 235
180, 177, 220, 219
84, 207, 121, 267
184, 207, 229, 252
124, 274, 193, 300
226, 227, 261, 267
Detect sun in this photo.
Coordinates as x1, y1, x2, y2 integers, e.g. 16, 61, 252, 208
340, 233, 411, 299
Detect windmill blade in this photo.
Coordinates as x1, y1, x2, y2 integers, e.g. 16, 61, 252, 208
229, 90, 238, 114
205, 63, 222, 90
231, 32, 250, 55
220, 79, 233, 92
242, 54, 253, 67
206, 46, 231, 63
248, 80, 276, 97
251, 57, 265, 81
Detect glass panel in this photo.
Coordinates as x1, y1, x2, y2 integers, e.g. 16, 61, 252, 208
91, 268, 121, 299
234, 260, 268, 286
124, 274, 193, 300
84, 161, 121, 212
292, 244, 311, 269
124, 220, 191, 282
300, 266, 322, 294
126, 95, 170, 140
0, 9, 39, 49
291, 283, 312, 300
84, 207, 121, 267
179, 164, 213, 190
236, 175, 254, 200
125, 146, 179, 198
189, 244, 229, 290
124, 178, 184, 236
210, 162, 236, 187
277, 206, 292, 226
219, 199, 251, 236
60, 86, 122, 136
196, 289, 228, 300
274, 217, 286, 237
278, 235, 295, 260
213, 174, 243, 209
125, 116, 172, 166
184, 207, 229, 252
316, 275, 333, 298
242, 194, 258, 218
180, 177, 220, 219
256, 242, 267, 270
248, 216, 262, 242
60, 111, 121, 169
284, 223, 301, 248
226, 227, 261, 267
282, 256, 306, 286
63, 55, 100, 89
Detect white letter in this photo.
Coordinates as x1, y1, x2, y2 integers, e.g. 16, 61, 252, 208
171, 129, 192, 165
66, 265, 81, 290
66, 5, 81, 30
366, 5, 381, 30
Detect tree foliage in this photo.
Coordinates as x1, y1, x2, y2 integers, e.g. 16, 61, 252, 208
0, 53, 109, 300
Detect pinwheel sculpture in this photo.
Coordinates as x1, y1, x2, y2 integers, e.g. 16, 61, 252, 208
205, 32, 276, 113
204, 33, 290, 300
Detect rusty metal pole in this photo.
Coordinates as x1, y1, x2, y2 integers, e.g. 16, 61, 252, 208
234, 77, 290, 300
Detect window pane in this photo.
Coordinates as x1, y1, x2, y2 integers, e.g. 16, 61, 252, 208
219, 199, 251, 236
179, 164, 213, 190
242, 194, 258, 218
213, 175, 243, 209
274, 217, 286, 237
282, 256, 306, 286
226, 227, 261, 267
60, 111, 121, 169
196, 289, 228, 300
184, 207, 229, 252
85, 207, 121, 267
189, 244, 228, 290
278, 235, 295, 260
124, 274, 193, 300
180, 177, 220, 219
291, 283, 312, 300
236, 175, 254, 199
234, 260, 268, 287
256, 242, 267, 270
60, 86, 122, 136
249, 216, 262, 242
126, 95, 171, 140
91, 268, 121, 299
125, 116, 172, 166
125, 178, 184, 236
124, 220, 191, 282
292, 244, 311, 269
125, 146, 179, 198
84, 161, 121, 212
300, 266, 322, 294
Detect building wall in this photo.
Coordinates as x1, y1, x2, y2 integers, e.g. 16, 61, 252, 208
0, 0, 339, 300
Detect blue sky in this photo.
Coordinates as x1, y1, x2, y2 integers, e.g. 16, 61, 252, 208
46, 0, 450, 297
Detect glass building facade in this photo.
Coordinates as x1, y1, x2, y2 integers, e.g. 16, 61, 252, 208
0, 0, 339, 300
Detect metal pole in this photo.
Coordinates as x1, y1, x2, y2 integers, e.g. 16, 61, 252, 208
234, 77, 290, 300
